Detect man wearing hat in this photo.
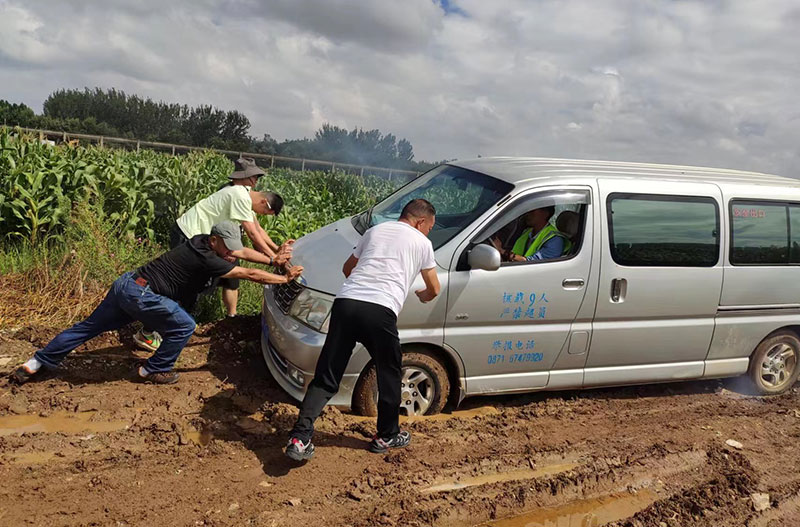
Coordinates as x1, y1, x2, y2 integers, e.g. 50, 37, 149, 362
133, 157, 292, 352
11, 221, 304, 385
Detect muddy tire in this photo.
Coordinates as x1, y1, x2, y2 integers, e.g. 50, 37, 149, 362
747, 332, 800, 395
352, 351, 450, 417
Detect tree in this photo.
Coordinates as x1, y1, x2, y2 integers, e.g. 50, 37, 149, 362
285, 123, 422, 169
12, 89, 439, 170
0, 100, 36, 127
250, 133, 279, 155
41, 88, 253, 150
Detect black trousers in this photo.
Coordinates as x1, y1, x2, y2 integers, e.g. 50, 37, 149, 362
291, 298, 401, 442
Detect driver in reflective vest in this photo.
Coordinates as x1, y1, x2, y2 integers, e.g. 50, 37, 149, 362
494, 206, 571, 261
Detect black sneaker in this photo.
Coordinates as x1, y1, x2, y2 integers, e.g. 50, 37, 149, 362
285, 437, 315, 461
10, 365, 40, 384
369, 431, 411, 453
137, 369, 179, 384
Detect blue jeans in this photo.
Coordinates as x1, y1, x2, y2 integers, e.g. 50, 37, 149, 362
35, 272, 196, 373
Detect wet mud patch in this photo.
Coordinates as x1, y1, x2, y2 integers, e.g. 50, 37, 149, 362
485, 489, 659, 527
0, 410, 129, 436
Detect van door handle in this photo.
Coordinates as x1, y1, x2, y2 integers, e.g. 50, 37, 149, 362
611, 278, 627, 303
562, 278, 585, 290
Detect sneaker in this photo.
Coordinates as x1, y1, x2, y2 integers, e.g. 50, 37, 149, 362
137, 369, 179, 384
10, 365, 40, 385
133, 329, 162, 352
369, 431, 411, 453
285, 437, 315, 461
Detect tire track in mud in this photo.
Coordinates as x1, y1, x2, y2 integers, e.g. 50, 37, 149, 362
344, 446, 711, 527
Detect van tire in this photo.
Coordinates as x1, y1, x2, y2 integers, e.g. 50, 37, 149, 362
748, 332, 800, 395
353, 351, 450, 417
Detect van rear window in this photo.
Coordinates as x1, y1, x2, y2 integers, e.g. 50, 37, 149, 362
607, 194, 719, 267
730, 200, 800, 265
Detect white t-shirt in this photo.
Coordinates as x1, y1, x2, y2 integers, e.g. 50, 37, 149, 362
338, 221, 437, 316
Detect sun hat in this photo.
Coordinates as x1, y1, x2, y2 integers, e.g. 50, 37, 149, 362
229, 157, 265, 180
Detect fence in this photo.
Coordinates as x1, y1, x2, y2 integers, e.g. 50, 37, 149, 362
12, 126, 422, 182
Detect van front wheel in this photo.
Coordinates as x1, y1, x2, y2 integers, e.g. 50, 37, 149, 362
748, 332, 800, 394
353, 351, 450, 417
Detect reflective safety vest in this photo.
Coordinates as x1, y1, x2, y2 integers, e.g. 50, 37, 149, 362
511, 224, 572, 258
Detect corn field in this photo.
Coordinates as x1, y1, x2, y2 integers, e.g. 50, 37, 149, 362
0, 127, 400, 246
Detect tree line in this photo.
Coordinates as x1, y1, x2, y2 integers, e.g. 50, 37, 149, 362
1, 88, 437, 171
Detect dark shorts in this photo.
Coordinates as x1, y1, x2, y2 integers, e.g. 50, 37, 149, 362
218, 263, 240, 291
169, 222, 189, 250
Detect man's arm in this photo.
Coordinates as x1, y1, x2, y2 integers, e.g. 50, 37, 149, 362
255, 220, 279, 253
220, 265, 303, 285
415, 267, 440, 303
527, 236, 564, 261
232, 244, 295, 267
230, 247, 273, 266
241, 220, 276, 258
342, 254, 358, 278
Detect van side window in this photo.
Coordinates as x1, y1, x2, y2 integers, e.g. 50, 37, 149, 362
792, 207, 800, 263
730, 200, 796, 265
608, 194, 719, 267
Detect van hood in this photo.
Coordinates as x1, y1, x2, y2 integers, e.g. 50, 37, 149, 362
289, 217, 362, 295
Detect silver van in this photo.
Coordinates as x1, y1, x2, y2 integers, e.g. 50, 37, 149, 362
261, 157, 800, 415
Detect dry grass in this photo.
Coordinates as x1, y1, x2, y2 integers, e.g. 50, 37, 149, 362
0, 251, 109, 329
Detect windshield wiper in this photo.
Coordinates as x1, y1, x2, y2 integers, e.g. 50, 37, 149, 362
365, 205, 375, 228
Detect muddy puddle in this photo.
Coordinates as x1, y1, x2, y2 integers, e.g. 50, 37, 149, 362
6, 451, 58, 464
184, 428, 214, 446
423, 462, 579, 493
482, 489, 658, 527
0, 411, 129, 437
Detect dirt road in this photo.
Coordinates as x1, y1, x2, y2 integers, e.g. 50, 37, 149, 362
2, 316, 800, 526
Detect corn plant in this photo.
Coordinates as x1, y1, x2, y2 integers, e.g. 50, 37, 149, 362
1, 127, 402, 247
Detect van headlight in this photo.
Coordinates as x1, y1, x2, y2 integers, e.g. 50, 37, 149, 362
288, 289, 334, 333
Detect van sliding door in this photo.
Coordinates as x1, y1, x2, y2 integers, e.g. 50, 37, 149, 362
585, 179, 723, 386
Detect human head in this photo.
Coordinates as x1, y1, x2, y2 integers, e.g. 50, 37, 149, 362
524, 206, 555, 229
229, 157, 265, 188
210, 221, 244, 262
250, 191, 284, 216
400, 198, 436, 236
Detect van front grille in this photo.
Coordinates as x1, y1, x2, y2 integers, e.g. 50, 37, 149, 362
273, 279, 304, 314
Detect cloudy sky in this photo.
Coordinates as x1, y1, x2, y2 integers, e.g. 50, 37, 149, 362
1, 0, 799, 175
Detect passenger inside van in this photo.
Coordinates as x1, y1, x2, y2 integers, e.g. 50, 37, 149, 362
491, 206, 572, 261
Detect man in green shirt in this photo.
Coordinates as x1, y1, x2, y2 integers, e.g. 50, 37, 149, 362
492, 206, 571, 262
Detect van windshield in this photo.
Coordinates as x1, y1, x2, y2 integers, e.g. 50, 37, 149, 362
355, 164, 513, 250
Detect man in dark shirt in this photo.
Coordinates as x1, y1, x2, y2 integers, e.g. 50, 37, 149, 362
10, 222, 303, 385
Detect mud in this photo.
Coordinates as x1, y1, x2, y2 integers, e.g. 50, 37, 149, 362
486, 489, 658, 527
0, 411, 129, 436
1, 316, 800, 526
422, 463, 579, 493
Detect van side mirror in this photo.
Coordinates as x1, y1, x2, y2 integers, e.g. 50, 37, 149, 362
468, 244, 501, 271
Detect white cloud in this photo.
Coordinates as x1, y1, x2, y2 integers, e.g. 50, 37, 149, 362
0, 5, 59, 64
0, 0, 799, 176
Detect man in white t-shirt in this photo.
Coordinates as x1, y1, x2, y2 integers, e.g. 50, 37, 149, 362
286, 199, 441, 462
